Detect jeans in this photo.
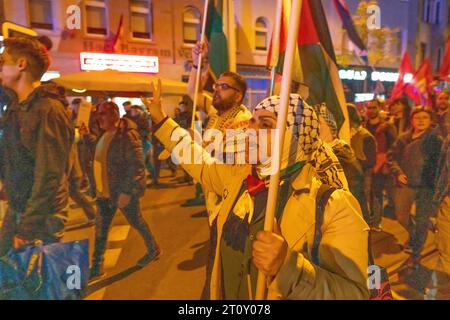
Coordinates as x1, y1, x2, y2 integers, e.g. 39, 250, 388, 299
69, 175, 96, 220
370, 172, 386, 227
0, 208, 63, 257
92, 196, 157, 269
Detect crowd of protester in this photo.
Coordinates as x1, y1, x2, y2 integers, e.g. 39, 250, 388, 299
0, 36, 448, 300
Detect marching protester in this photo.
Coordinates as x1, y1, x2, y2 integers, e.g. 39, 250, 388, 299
388, 106, 443, 264
67, 99, 96, 224
181, 42, 252, 208
389, 97, 412, 136
347, 104, 377, 226
364, 98, 398, 230
0, 37, 73, 255
428, 110, 450, 299
143, 80, 369, 299
89, 101, 160, 281
434, 90, 449, 137
313, 103, 366, 223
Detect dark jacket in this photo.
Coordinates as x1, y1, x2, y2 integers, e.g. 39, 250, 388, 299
351, 127, 377, 172
388, 129, 443, 189
0, 83, 74, 240
91, 118, 146, 201
123, 109, 151, 142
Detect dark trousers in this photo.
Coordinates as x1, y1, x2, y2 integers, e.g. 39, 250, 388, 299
394, 186, 435, 258
370, 172, 386, 226
0, 208, 63, 257
69, 175, 96, 220
92, 196, 157, 268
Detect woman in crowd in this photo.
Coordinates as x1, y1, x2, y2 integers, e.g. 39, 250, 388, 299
388, 106, 443, 264
142, 83, 369, 300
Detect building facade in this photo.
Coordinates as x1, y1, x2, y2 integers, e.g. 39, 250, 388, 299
0, 0, 448, 108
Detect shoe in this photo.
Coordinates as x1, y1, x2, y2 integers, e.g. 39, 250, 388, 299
181, 197, 205, 207
137, 247, 161, 268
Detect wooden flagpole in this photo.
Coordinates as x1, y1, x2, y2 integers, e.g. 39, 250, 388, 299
191, 0, 211, 130
255, 0, 303, 300
269, 0, 283, 96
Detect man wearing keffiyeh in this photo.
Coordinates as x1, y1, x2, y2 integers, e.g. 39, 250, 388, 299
143, 85, 369, 300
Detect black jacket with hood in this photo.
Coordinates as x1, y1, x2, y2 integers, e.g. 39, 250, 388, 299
0, 82, 74, 241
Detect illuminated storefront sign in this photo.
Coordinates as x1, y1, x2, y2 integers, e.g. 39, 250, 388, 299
339, 69, 412, 83
80, 52, 159, 73
339, 69, 368, 81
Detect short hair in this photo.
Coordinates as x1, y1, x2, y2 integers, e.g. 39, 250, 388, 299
97, 101, 120, 116
220, 71, 247, 103
122, 101, 132, 107
347, 103, 363, 126
36, 35, 53, 51
3, 37, 51, 81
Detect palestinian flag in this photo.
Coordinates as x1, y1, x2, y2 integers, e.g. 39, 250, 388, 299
203, 0, 236, 91
267, 0, 350, 141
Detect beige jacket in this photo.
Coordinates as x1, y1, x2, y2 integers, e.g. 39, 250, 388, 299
155, 118, 370, 300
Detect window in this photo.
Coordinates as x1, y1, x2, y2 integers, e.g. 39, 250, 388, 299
434, 0, 441, 24
85, 0, 108, 35
29, 0, 53, 30
183, 6, 201, 44
130, 0, 152, 40
423, 0, 432, 22
255, 17, 269, 51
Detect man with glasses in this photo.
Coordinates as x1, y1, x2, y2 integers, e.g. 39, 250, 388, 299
181, 42, 252, 208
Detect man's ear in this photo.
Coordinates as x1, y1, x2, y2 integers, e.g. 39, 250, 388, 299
16, 57, 28, 72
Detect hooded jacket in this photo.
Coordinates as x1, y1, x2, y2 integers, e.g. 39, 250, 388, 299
88, 117, 146, 201
0, 82, 74, 240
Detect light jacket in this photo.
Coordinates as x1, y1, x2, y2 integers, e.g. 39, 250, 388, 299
155, 118, 370, 300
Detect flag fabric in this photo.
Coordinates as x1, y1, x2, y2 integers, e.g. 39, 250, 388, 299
390, 51, 414, 101
104, 14, 124, 53
203, 0, 236, 90
332, 0, 366, 52
439, 35, 450, 81
406, 59, 434, 106
268, 0, 350, 141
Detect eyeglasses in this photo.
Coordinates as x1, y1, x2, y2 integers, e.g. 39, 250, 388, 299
213, 82, 240, 92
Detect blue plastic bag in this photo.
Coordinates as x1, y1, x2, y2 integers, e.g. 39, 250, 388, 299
0, 240, 89, 300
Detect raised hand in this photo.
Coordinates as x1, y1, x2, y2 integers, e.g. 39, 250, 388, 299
141, 79, 166, 123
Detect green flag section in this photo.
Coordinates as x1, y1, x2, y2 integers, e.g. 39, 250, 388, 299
268, 0, 350, 141
203, 0, 235, 91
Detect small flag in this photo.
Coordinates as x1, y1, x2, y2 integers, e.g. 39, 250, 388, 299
104, 14, 124, 53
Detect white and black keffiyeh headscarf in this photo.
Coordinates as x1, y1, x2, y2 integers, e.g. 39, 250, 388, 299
254, 94, 346, 189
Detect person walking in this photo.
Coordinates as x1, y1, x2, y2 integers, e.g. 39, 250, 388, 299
388, 106, 443, 263
0, 37, 73, 255
89, 101, 160, 280
144, 83, 369, 300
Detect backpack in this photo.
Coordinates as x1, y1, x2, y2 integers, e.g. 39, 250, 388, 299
312, 184, 393, 300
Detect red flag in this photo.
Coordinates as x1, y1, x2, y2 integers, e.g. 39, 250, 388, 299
390, 51, 414, 101
439, 36, 450, 81
104, 14, 124, 53
406, 59, 434, 106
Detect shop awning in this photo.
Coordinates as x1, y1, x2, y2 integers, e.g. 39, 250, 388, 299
52, 69, 188, 97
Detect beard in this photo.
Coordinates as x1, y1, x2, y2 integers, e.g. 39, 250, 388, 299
213, 95, 235, 112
